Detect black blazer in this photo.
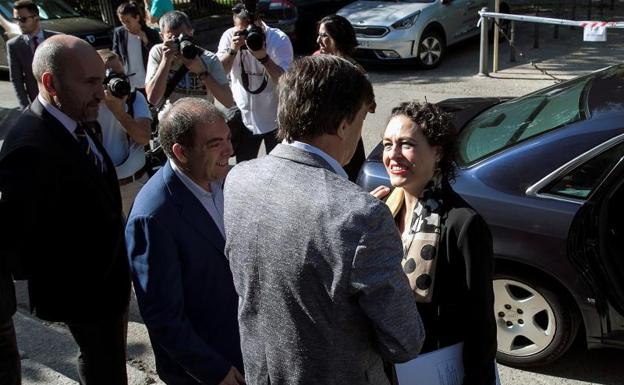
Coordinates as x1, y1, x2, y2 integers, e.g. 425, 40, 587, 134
112, 24, 161, 74
0, 99, 130, 323
390, 182, 497, 385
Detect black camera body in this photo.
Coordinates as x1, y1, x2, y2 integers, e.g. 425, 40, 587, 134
235, 24, 265, 51
174, 33, 201, 59
104, 70, 131, 98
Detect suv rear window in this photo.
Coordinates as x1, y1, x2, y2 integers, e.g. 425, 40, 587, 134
457, 76, 591, 166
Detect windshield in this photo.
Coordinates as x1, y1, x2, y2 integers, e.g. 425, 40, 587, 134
0, 0, 80, 20
457, 75, 591, 166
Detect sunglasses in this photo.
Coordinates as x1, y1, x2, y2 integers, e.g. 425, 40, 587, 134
12, 15, 36, 23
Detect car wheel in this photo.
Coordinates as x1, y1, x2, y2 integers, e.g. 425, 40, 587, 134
416, 29, 444, 69
493, 273, 579, 367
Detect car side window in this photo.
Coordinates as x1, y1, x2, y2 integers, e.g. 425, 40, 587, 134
543, 141, 624, 199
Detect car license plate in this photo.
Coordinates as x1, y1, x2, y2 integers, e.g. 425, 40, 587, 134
358, 40, 371, 48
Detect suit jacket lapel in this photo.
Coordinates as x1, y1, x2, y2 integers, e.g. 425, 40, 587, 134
30, 100, 117, 206
163, 162, 226, 252
20, 34, 33, 61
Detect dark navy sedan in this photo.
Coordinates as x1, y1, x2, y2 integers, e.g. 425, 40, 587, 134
358, 64, 624, 367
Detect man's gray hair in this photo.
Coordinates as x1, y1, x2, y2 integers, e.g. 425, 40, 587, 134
158, 97, 224, 161
32, 39, 66, 83
159, 10, 193, 33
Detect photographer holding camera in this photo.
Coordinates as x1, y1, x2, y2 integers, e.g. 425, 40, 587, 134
145, 11, 234, 113
217, 0, 293, 162
98, 50, 152, 215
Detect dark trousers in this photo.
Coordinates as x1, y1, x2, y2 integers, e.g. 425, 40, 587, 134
66, 315, 127, 385
0, 318, 20, 385
235, 128, 279, 163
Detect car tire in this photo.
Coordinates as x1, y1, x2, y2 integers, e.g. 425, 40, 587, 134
493, 271, 579, 367
416, 29, 445, 69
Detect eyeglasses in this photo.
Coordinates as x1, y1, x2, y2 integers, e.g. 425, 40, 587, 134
12, 15, 36, 23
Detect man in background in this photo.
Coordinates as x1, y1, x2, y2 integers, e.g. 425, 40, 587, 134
6, 0, 57, 110
217, 1, 292, 161
146, 11, 234, 112
98, 50, 152, 215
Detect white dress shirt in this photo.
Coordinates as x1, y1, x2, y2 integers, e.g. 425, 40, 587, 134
217, 24, 293, 135
284, 140, 348, 179
170, 160, 226, 237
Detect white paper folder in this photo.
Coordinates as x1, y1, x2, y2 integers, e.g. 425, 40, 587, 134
395, 343, 501, 385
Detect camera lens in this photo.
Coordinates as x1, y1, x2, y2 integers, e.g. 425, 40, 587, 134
246, 26, 264, 51
106, 72, 132, 98
180, 40, 199, 59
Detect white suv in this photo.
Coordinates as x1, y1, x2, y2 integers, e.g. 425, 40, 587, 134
337, 0, 508, 68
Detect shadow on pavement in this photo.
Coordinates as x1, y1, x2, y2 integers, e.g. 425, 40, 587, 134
506, 338, 624, 385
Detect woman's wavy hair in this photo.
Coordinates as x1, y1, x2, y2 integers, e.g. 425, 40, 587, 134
318, 15, 358, 57
390, 101, 458, 182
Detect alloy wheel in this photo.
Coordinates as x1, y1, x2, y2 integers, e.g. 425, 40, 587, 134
494, 279, 557, 357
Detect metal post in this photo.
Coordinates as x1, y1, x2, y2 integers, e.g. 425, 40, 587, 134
533, 5, 540, 49
554, 0, 560, 38
478, 7, 489, 77
509, 21, 516, 62
493, 0, 500, 73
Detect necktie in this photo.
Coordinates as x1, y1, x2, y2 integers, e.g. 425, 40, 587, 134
32, 35, 39, 53
75, 121, 105, 174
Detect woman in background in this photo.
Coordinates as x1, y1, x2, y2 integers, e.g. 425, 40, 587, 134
315, 14, 368, 182
373, 101, 497, 385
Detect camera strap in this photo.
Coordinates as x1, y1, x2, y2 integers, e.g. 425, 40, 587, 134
240, 53, 268, 95
161, 65, 189, 107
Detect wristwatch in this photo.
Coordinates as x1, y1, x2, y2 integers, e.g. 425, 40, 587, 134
228, 48, 238, 56
258, 55, 270, 64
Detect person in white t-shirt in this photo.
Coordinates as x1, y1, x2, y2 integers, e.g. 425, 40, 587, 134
98, 50, 152, 215
113, 1, 161, 91
217, 1, 293, 162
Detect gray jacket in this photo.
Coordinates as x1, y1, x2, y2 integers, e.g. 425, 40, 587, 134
6, 31, 55, 109
224, 144, 425, 385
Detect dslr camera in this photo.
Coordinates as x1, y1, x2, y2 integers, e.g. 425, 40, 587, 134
174, 33, 201, 59
104, 70, 131, 98
232, 3, 265, 51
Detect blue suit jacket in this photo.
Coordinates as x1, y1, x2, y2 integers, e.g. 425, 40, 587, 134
126, 161, 242, 384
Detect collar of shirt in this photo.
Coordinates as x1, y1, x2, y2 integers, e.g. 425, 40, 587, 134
25, 29, 44, 44
169, 160, 225, 236
38, 94, 78, 135
283, 140, 348, 179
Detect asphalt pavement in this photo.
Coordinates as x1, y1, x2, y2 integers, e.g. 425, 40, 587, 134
1, 9, 624, 385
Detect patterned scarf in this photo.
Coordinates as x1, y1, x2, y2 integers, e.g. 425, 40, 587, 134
386, 176, 444, 303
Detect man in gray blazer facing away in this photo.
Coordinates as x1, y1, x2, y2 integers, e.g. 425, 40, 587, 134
224, 55, 425, 385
